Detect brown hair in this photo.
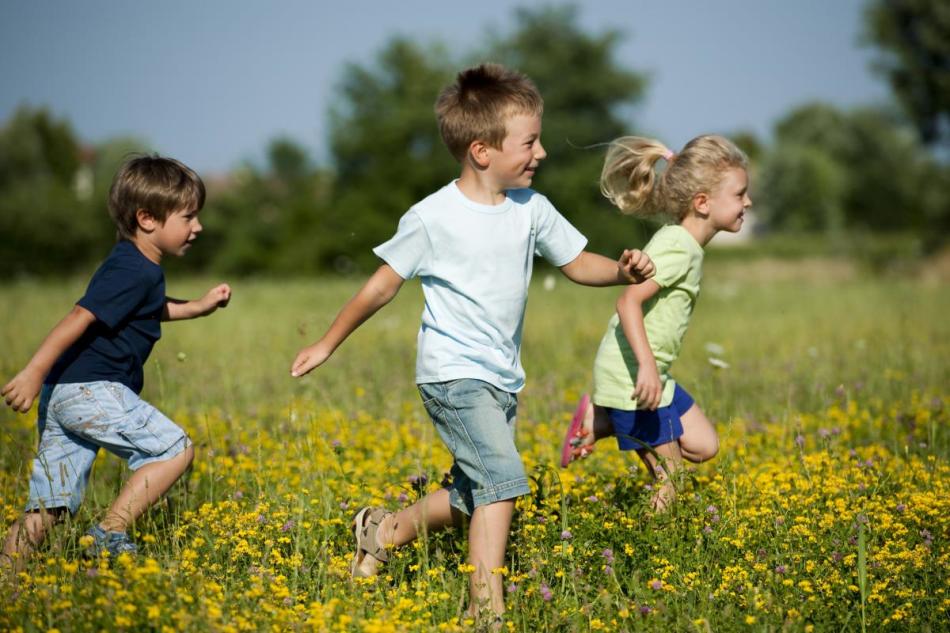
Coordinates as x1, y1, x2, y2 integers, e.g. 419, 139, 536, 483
108, 154, 205, 240
600, 135, 747, 222
435, 63, 544, 162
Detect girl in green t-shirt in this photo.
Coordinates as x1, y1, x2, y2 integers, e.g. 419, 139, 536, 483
560, 134, 752, 511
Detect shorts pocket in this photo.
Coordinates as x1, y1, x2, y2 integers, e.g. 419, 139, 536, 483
51, 385, 107, 431
118, 417, 180, 456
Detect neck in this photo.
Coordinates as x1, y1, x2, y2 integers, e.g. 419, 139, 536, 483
455, 165, 508, 205
130, 235, 163, 264
679, 215, 716, 247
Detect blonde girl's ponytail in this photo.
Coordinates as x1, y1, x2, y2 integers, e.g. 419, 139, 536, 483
601, 134, 748, 222
599, 137, 673, 217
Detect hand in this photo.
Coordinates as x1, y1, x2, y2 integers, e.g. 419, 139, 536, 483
291, 342, 332, 378
199, 284, 231, 316
2, 367, 43, 413
618, 249, 655, 283
633, 364, 662, 410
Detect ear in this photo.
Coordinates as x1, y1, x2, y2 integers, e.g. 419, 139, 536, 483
468, 140, 491, 169
691, 192, 710, 218
136, 208, 159, 233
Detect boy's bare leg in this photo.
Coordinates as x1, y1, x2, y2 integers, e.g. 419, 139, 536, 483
98, 444, 194, 533
356, 487, 464, 576
467, 499, 514, 621
2, 508, 66, 573
382, 487, 465, 546
677, 404, 719, 463
636, 441, 684, 511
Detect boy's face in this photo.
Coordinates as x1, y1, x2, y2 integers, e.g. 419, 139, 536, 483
151, 206, 203, 257
485, 112, 546, 190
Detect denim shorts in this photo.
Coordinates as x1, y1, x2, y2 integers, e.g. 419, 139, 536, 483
606, 384, 695, 451
25, 381, 191, 514
418, 379, 530, 515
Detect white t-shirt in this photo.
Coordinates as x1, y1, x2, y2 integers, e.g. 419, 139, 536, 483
373, 181, 586, 392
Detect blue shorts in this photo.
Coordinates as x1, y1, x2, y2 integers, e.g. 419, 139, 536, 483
25, 381, 191, 514
605, 384, 695, 451
418, 379, 530, 515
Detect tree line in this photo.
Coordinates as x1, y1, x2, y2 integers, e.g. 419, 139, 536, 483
1, 3, 947, 277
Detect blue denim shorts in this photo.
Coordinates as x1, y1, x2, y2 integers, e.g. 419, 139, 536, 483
25, 381, 191, 514
606, 384, 695, 451
418, 379, 530, 515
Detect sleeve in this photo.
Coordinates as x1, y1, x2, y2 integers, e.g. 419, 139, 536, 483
77, 260, 152, 330
644, 233, 690, 289
371, 210, 432, 280
532, 195, 587, 266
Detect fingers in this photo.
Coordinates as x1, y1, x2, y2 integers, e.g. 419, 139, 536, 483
3, 387, 33, 413
215, 284, 232, 308
290, 356, 311, 378
633, 382, 662, 410
630, 249, 655, 278
291, 350, 319, 378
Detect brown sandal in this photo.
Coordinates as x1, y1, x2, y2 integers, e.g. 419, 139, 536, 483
351, 506, 392, 578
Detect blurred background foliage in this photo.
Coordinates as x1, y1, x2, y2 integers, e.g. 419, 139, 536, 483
1, 2, 947, 278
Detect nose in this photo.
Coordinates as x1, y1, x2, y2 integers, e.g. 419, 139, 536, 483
744, 193, 752, 208
535, 140, 547, 161
193, 217, 203, 233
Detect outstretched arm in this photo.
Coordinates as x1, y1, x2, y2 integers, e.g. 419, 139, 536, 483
2, 305, 97, 412
163, 283, 231, 321
291, 264, 405, 377
559, 249, 655, 287
616, 280, 664, 410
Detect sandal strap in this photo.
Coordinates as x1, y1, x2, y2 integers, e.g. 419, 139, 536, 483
355, 507, 391, 563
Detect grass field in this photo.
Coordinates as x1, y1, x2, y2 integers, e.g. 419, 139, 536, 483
1, 258, 947, 632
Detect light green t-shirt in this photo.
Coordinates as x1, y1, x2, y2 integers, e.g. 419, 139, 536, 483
592, 224, 704, 410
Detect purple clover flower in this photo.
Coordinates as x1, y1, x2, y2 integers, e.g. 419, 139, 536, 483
540, 583, 553, 601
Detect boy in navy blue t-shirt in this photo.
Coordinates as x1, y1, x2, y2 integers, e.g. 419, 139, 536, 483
1, 155, 230, 570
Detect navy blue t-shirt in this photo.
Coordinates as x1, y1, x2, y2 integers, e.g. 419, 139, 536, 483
46, 240, 165, 394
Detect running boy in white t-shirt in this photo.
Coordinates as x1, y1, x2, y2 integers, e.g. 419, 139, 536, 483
290, 63, 654, 624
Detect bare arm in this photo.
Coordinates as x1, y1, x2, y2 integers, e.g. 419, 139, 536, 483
2, 305, 97, 412
615, 280, 664, 410
291, 264, 405, 377
163, 283, 232, 321
559, 249, 655, 287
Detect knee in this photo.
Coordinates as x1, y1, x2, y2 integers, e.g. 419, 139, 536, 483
684, 435, 719, 463
699, 436, 719, 462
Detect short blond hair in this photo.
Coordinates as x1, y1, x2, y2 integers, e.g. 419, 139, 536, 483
108, 154, 205, 240
435, 63, 544, 162
600, 135, 748, 222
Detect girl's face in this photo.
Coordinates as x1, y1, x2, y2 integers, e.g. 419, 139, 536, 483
705, 167, 751, 233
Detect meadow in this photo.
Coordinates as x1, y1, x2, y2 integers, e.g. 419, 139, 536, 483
0, 257, 947, 632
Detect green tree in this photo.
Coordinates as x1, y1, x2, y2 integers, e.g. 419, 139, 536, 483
864, 0, 950, 146
758, 144, 847, 232
324, 38, 458, 271
0, 106, 100, 275
760, 101, 948, 242
202, 137, 332, 275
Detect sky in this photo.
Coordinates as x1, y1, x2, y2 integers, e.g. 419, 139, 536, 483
0, 1, 892, 174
